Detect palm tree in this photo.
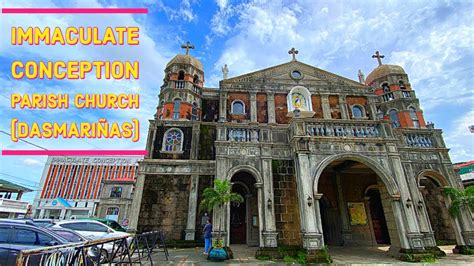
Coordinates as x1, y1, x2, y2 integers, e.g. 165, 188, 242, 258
444, 186, 474, 217
199, 179, 244, 248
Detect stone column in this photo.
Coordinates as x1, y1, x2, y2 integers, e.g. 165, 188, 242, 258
261, 158, 278, 247
338, 95, 349, 119
255, 182, 265, 247
367, 96, 378, 120
321, 94, 331, 119
267, 92, 276, 124
185, 175, 200, 240
388, 153, 424, 249
250, 92, 257, 123
335, 172, 352, 242
219, 92, 228, 122
296, 153, 324, 250
39, 208, 45, 219
190, 123, 200, 160
60, 208, 67, 220
128, 172, 145, 232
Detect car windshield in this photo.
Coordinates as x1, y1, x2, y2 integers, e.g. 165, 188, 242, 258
108, 221, 125, 231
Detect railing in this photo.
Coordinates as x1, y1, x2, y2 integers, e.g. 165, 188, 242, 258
0, 198, 29, 211
16, 231, 168, 266
402, 90, 411, 98
404, 133, 435, 147
306, 121, 382, 138
227, 128, 260, 142
192, 84, 201, 94
382, 92, 395, 102
175, 81, 185, 89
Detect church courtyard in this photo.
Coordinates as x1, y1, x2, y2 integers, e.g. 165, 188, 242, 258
151, 245, 473, 265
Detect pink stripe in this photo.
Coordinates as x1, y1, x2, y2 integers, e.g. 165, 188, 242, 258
2, 150, 147, 156
2, 8, 148, 14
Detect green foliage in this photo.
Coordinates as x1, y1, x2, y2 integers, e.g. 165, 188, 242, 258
460, 246, 474, 255
283, 255, 295, 263
256, 255, 271, 261
402, 253, 415, 262
199, 179, 244, 213
436, 239, 456, 246
199, 179, 244, 247
444, 186, 474, 217
420, 254, 437, 263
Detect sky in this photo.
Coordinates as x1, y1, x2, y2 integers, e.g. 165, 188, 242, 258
0, 0, 473, 203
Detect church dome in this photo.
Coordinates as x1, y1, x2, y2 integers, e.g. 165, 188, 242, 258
166, 54, 203, 71
365, 64, 406, 86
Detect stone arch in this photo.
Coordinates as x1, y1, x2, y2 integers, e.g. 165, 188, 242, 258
416, 169, 449, 187
225, 165, 263, 184
312, 153, 400, 197
287, 86, 313, 112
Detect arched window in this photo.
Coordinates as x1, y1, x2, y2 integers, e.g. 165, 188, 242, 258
162, 128, 184, 152
191, 102, 199, 121
178, 70, 185, 80
409, 107, 420, 128
106, 207, 119, 216
193, 74, 199, 84
399, 80, 406, 90
389, 109, 400, 128
173, 99, 181, 120
382, 82, 390, 93
231, 100, 245, 114
110, 187, 122, 198
352, 105, 364, 118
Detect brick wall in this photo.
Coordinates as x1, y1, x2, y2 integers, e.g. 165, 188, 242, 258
329, 95, 341, 119
272, 160, 302, 246
311, 95, 323, 118
275, 94, 290, 124
257, 93, 268, 123
346, 96, 367, 118
138, 174, 191, 240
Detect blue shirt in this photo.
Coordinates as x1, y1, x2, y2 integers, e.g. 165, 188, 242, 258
203, 223, 212, 238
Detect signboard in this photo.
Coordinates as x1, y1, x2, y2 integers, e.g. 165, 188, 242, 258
347, 202, 368, 225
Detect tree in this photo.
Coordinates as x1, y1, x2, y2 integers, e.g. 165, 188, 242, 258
199, 179, 244, 247
444, 186, 474, 217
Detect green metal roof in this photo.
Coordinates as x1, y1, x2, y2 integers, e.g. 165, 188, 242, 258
0, 179, 33, 192
458, 164, 474, 175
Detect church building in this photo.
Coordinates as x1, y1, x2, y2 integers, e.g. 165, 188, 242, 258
128, 44, 473, 259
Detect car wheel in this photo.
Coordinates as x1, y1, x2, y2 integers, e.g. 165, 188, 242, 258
100, 249, 109, 263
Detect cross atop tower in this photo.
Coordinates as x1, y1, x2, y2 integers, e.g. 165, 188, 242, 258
372, 51, 385, 66
181, 41, 195, 55
288, 47, 299, 61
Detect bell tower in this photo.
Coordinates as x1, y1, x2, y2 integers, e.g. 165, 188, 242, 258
366, 51, 426, 129
156, 42, 204, 121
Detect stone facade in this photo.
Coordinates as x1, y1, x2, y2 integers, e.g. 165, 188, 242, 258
129, 48, 474, 257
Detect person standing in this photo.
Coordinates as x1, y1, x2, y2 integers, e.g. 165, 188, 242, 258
203, 218, 212, 255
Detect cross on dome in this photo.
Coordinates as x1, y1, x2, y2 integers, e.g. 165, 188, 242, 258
372, 51, 385, 66
181, 41, 195, 55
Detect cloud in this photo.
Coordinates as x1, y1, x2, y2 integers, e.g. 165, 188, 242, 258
444, 110, 474, 163
156, 0, 197, 22
22, 158, 45, 167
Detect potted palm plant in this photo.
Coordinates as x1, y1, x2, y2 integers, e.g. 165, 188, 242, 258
199, 179, 244, 261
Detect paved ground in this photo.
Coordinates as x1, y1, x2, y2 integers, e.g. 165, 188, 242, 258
150, 245, 474, 265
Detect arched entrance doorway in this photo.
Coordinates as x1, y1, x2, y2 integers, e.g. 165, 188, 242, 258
316, 159, 397, 247
419, 175, 456, 244
229, 171, 259, 246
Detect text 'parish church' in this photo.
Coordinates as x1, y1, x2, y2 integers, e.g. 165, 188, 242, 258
128, 44, 473, 258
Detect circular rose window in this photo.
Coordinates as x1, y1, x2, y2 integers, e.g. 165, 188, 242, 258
291, 70, 302, 79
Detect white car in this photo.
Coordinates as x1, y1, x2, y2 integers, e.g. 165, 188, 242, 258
51, 220, 130, 241
51, 220, 131, 262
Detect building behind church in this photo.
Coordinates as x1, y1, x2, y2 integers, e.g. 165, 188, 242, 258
128, 45, 473, 259
33, 156, 141, 222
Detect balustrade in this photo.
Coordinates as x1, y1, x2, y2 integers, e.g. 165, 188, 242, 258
404, 133, 435, 147
382, 92, 395, 102
227, 128, 260, 142
175, 81, 185, 89
306, 122, 381, 138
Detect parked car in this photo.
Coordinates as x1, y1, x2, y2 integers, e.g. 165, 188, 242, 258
50, 220, 131, 262
51, 220, 129, 240
32, 219, 55, 228
82, 218, 127, 232
0, 221, 69, 266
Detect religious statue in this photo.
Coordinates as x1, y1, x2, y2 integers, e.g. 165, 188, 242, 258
222, 64, 229, 80
292, 93, 306, 110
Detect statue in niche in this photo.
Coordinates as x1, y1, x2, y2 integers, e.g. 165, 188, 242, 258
292, 92, 307, 110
